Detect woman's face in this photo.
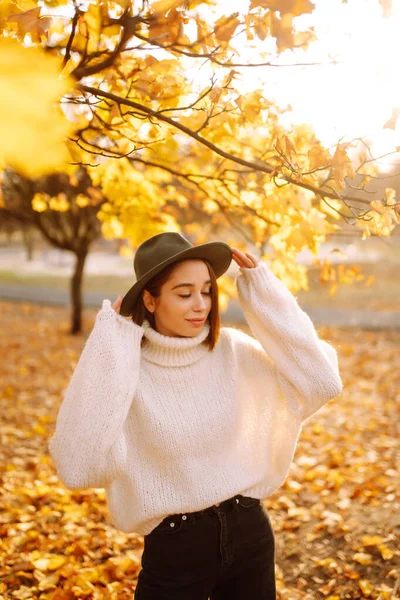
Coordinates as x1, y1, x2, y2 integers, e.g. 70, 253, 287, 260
142, 259, 212, 337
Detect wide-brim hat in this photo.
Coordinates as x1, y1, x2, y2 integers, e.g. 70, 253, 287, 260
120, 231, 233, 317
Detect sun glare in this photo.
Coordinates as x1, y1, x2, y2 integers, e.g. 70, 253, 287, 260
256, 0, 400, 168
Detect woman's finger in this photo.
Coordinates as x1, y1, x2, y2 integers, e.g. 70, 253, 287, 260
112, 296, 123, 314
232, 248, 256, 268
232, 248, 248, 264
245, 252, 258, 267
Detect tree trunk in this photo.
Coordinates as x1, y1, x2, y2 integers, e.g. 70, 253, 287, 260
71, 250, 88, 334
22, 227, 34, 261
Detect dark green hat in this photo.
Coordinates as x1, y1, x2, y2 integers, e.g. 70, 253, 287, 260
120, 231, 232, 316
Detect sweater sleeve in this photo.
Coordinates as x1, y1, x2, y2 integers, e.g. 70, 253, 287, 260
235, 261, 343, 422
48, 299, 144, 490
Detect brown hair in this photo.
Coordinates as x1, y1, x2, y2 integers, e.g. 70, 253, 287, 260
130, 258, 220, 350
129, 258, 221, 350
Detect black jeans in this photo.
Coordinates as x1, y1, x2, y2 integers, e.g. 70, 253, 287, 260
134, 494, 276, 600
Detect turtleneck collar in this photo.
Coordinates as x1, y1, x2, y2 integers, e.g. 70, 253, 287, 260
140, 319, 211, 367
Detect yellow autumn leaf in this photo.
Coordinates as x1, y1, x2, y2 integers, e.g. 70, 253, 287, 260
41, 0, 70, 5
307, 207, 328, 233
308, 146, 331, 170
253, 0, 314, 15
327, 469, 343, 487
214, 13, 240, 44
76, 194, 89, 208
331, 145, 355, 189
370, 199, 386, 214
38, 573, 60, 592
253, 14, 270, 41
0, 0, 18, 19
359, 579, 374, 596
32, 423, 47, 436
328, 282, 339, 296
319, 198, 342, 220
152, 0, 185, 13
378, 544, 394, 560
101, 216, 125, 239
72, 579, 96, 596
365, 275, 375, 287
32, 555, 68, 571
286, 479, 302, 492
107, 556, 138, 578
0, 38, 75, 177
5, 7, 52, 43
3, 0, 37, 15
292, 0, 315, 16
32, 193, 49, 213
74, 568, 100, 583
49, 193, 70, 211
82, 3, 102, 50
353, 552, 373, 565
385, 187, 396, 205
314, 557, 337, 567
235, 89, 267, 120
361, 535, 384, 546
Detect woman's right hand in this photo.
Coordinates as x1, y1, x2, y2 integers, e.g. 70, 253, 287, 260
112, 296, 123, 314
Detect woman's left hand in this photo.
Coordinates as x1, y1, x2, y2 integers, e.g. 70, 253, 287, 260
231, 247, 259, 269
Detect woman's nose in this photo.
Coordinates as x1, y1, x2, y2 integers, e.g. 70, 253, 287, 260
193, 295, 207, 309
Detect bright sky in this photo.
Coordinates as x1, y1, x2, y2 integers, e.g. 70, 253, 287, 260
292, 1, 399, 158
226, 0, 400, 170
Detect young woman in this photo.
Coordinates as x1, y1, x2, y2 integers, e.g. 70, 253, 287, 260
49, 231, 343, 600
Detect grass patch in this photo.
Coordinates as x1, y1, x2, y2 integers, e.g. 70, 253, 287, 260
0, 271, 135, 296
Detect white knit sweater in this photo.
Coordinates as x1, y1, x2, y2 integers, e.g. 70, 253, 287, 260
48, 261, 343, 535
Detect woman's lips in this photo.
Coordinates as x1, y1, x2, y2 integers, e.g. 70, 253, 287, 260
186, 319, 205, 325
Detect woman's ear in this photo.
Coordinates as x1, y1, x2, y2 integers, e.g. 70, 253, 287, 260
142, 289, 155, 313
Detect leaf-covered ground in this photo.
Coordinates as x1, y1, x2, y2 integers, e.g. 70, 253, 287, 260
0, 300, 399, 600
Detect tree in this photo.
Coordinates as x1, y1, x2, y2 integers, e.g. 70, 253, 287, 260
1, 166, 104, 333
0, 0, 399, 315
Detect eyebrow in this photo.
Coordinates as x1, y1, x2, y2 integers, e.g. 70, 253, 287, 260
171, 280, 211, 290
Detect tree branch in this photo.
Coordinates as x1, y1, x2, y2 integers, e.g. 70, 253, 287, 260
62, 7, 82, 69
77, 84, 382, 207
71, 13, 147, 80
130, 32, 342, 69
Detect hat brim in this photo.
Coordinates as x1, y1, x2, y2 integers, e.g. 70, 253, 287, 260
120, 241, 233, 317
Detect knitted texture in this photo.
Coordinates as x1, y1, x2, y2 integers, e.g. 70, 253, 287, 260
48, 261, 343, 535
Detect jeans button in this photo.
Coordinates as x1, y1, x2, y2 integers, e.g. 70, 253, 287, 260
170, 522, 175, 527
236, 498, 239, 503
182, 515, 187, 520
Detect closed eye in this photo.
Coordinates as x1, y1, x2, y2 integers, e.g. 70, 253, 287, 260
179, 292, 211, 298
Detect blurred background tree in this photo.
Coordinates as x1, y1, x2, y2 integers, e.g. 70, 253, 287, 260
1, 167, 104, 332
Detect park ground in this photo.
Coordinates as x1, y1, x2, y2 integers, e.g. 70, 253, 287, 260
0, 299, 399, 600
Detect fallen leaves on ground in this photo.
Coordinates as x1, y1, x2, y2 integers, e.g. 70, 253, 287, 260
0, 301, 399, 600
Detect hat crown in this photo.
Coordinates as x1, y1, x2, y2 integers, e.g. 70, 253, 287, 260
134, 232, 193, 279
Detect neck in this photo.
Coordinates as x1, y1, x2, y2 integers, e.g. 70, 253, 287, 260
141, 319, 211, 367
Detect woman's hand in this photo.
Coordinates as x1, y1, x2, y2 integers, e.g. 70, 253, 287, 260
112, 296, 123, 314
231, 247, 259, 269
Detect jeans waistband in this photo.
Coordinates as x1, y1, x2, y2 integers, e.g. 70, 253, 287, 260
191, 494, 243, 517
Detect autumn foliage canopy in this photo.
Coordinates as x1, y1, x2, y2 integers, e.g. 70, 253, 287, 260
0, 0, 399, 293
